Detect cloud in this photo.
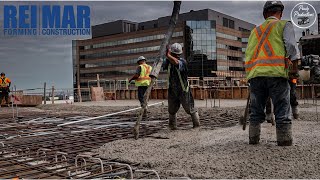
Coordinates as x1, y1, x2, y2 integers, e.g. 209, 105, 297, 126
0, 1, 319, 89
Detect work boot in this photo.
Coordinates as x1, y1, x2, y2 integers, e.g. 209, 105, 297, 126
249, 123, 261, 145
292, 106, 299, 119
276, 124, 293, 146
169, 114, 177, 130
191, 112, 200, 128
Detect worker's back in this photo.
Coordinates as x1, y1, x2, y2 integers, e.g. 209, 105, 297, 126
245, 17, 288, 80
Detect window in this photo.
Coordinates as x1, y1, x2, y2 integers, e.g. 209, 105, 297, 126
141, 26, 144, 30
154, 24, 158, 28
229, 20, 235, 29
223, 18, 228, 28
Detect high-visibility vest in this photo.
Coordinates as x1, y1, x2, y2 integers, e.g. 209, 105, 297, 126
135, 64, 152, 86
0, 77, 10, 88
245, 18, 289, 80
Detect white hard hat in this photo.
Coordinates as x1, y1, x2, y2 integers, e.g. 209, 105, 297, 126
137, 56, 146, 62
170, 43, 183, 55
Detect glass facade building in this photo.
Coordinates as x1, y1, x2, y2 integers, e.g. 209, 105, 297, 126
73, 9, 255, 88
185, 20, 217, 77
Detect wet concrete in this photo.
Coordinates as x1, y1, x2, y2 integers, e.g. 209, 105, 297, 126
96, 110, 320, 179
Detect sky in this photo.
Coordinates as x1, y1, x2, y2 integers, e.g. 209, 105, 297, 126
0, 1, 319, 90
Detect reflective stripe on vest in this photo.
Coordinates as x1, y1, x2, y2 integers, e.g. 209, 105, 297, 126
0, 77, 9, 87
168, 64, 189, 93
245, 18, 288, 80
135, 64, 152, 86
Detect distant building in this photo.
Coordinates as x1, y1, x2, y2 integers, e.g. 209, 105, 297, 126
73, 9, 255, 88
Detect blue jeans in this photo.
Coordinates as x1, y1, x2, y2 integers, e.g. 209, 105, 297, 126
249, 77, 292, 126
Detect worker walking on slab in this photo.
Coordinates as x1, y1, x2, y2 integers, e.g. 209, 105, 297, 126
245, 1, 300, 146
0, 72, 11, 107
129, 56, 152, 117
163, 43, 200, 130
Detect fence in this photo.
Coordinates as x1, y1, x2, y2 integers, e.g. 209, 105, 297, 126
3, 81, 320, 106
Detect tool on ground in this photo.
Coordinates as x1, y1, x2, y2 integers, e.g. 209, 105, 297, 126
133, 1, 182, 139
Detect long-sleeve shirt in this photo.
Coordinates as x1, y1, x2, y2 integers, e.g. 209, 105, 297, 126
269, 16, 300, 61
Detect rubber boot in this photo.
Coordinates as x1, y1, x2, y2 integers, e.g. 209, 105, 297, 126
249, 123, 261, 145
169, 114, 177, 130
292, 106, 299, 119
191, 112, 200, 128
276, 124, 293, 146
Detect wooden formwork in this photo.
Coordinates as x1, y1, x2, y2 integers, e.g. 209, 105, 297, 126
112, 85, 320, 100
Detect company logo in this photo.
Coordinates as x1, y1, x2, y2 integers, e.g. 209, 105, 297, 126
291, 2, 317, 29
1, 5, 91, 36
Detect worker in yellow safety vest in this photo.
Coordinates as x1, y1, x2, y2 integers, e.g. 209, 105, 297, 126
245, 1, 300, 146
0, 72, 11, 107
129, 56, 152, 117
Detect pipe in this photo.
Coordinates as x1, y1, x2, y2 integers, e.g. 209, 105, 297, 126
58, 101, 164, 127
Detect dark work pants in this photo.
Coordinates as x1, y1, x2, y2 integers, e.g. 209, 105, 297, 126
138, 86, 148, 106
0, 88, 10, 104
250, 77, 292, 125
266, 80, 298, 114
168, 87, 197, 115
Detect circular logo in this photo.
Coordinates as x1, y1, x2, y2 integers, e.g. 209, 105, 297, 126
291, 2, 317, 29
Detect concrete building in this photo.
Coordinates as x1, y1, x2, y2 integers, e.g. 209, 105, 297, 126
73, 9, 255, 88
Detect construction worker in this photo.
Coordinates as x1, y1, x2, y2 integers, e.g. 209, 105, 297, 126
0, 72, 11, 107
129, 56, 152, 116
245, 1, 300, 146
163, 43, 200, 130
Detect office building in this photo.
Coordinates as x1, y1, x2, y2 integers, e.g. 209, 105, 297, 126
73, 9, 255, 88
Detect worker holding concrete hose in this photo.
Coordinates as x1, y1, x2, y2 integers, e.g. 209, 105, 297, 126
0, 72, 11, 107
163, 43, 200, 130
129, 56, 152, 117
245, 1, 300, 146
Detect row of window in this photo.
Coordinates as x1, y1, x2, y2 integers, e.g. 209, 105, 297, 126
239, 27, 251, 33
242, 38, 249, 43
191, 29, 216, 35
223, 18, 235, 29
216, 32, 239, 41
186, 21, 216, 29
217, 43, 243, 52
81, 45, 161, 59
192, 34, 216, 41
217, 54, 243, 61
82, 56, 158, 68
83, 31, 183, 50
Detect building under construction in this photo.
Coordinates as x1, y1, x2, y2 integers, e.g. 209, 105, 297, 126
72, 9, 255, 89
